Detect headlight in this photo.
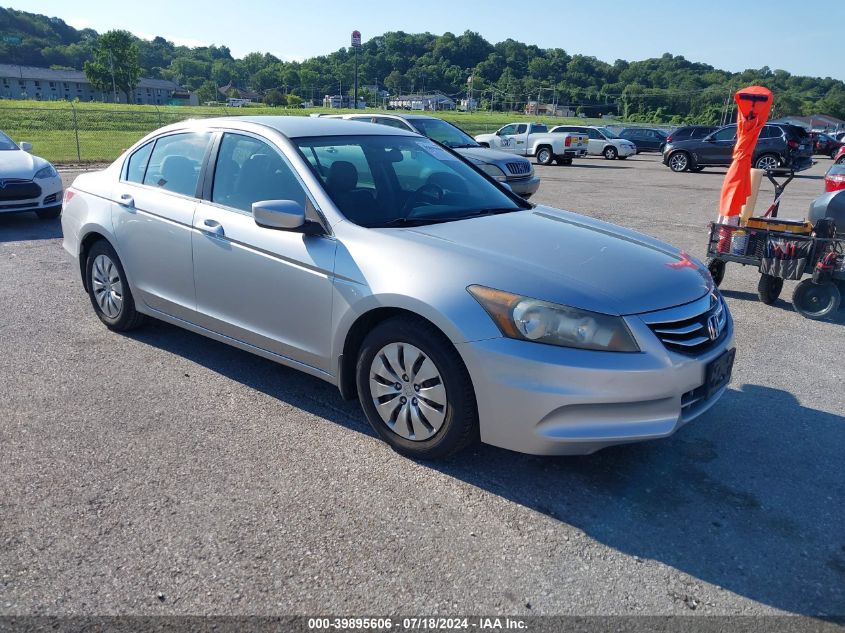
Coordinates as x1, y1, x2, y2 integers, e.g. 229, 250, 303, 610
468, 285, 640, 352
34, 164, 58, 179
479, 164, 507, 182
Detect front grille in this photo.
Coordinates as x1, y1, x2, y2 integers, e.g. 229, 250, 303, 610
505, 161, 531, 176
0, 179, 41, 201
640, 292, 727, 354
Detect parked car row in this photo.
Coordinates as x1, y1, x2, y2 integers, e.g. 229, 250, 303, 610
662, 123, 814, 173
811, 132, 844, 157
549, 125, 637, 159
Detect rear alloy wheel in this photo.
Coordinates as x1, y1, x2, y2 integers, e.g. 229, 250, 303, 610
603, 145, 618, 160
757, 274, 784, 305
36, 206, 61, 220
754, 154, 781, 171
85, 240, 145, 331
668, 151, 690, 172
536, 146, 554, 166
792, 280, 841, 320
356, 316, 478, 459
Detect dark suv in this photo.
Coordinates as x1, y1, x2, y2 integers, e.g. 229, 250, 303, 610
662, 123, 814, 173
664, 126, 719, 144
618, 127, 668, 152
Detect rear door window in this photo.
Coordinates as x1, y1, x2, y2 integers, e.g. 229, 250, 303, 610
124, 141, 153, 183
143, 132, 212, 197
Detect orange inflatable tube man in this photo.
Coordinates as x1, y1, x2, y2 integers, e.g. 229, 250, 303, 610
718, 86, 773, 219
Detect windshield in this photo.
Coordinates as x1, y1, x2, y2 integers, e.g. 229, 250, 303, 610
294, 135, 527, 228
409, 118, 478, 148
596, 127, 620, 139
0, 132, 18, 151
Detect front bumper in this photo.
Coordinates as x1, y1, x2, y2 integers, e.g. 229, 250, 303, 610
0, 176, 63, 214
619, 145, 637, 157
457, 310, 734, 456
507, 174, 541, 198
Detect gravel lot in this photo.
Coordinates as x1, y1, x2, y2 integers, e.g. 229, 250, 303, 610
1, 153, 843, 618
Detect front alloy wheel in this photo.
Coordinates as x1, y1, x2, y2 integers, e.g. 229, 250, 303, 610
668, 152, 690, 172
603, 146, 618, 160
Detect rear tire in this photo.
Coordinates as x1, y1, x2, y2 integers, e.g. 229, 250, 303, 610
85, 240, 146, 331
536, 146, 554, 166
792, 280, 841, 320
36, 206, 61, 220
757, 274, 784, 305
355, 316, 478, 460
754, 153, 781, 171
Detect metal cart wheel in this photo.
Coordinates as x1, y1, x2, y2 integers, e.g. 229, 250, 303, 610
757, 274, 784, 305
706, 258, 726, 287
792, 279, 841, 320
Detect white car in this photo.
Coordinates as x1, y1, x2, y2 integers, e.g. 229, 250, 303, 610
549, 125, 637, 160
0, 132, 63, 220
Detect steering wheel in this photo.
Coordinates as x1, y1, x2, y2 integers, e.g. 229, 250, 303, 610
400, 183, 445, 218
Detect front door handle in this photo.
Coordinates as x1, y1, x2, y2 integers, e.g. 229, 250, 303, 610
118, 193, 134, 208
198, 218, 225, 237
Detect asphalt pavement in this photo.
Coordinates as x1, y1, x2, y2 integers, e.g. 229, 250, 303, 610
1, 153, 843, 618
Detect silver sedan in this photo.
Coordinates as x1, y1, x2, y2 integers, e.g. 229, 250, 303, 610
61, 116, 734, 459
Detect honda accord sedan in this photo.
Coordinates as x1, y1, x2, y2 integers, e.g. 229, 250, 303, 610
0, 131, 63, 219
61, 117, 734, 459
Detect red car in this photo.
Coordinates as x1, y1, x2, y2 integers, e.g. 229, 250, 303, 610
833, 145, 845, 164
824, 163, 845, 192
813, 132, 843, 157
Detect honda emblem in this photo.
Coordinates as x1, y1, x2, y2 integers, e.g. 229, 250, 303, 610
707, 314, 720, 341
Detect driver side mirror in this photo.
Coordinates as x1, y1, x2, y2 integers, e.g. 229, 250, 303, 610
253, 200, 306, 230
495, 130, 502, 136
20, 141, 32, 152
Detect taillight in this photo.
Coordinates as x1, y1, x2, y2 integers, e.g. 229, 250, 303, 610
666, 135, 673, 143
63, 190, 75, 205
788, 139, 799, 150
825, 174, 845, 192
565, 136, 572, 147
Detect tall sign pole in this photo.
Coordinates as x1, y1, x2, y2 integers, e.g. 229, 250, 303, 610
351, 30, 361, 109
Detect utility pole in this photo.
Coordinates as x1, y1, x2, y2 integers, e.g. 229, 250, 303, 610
351, 30, 361, 109
466, 75, 473, 112
108, 51, 118, 103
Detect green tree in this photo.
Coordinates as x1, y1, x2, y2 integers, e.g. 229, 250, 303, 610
286, 94, 303, 107
83, 30, 141, 103
264, 88, 285, 106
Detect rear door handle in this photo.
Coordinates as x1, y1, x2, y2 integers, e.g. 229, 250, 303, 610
197, 218, 225, 237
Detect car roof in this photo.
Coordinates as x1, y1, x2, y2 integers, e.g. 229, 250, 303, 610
164, 115, 418, 139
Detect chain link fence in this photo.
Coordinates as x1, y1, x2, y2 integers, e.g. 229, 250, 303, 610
1, 103, 270, 164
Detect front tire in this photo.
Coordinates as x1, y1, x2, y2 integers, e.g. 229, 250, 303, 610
355, 316, 478, 460
603, 146, 618, 160
668, 151, 690, 172
36, 206, 61, 220
536, 146, 554, 166
85, 240, 145, 331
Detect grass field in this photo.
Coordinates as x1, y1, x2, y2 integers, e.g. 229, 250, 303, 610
0, 99, 607, 163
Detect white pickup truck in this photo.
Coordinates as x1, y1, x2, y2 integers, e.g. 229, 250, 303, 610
474, 122, 588, 166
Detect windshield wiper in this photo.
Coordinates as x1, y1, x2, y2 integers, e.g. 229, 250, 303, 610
373, 207, 522, 228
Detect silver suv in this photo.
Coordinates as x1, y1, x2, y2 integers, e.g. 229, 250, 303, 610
319, 113, 540, 199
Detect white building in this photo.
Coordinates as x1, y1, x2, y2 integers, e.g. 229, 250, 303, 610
388, 93, 455, 111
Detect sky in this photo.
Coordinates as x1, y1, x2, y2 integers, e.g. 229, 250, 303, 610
14, 0, 845, 81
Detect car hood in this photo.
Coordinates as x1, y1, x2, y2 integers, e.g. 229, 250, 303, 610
0, 150, 48, 179
398, 206, 712, 316
454, 146, 529, 164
